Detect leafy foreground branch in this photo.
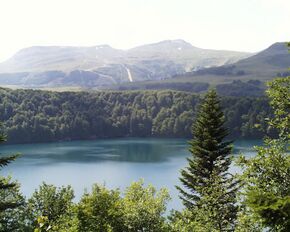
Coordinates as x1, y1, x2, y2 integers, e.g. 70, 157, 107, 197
0, 77, 289, 231
1, 181, 170, 232
236, 76, 290, 232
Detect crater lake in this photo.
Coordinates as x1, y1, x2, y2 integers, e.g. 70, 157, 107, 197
0, 138, 262, 211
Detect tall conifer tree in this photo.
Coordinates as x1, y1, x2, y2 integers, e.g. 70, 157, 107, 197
177, 89, 238, 229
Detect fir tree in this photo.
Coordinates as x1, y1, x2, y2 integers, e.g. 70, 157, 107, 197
177, 89, 239, 230
0, 128, 21, 212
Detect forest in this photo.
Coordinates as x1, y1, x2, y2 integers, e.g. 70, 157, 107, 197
0, 88, 273, 144
0, 76, 289, 231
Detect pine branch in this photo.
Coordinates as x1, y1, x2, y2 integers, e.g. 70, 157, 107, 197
0, 154, 19, 168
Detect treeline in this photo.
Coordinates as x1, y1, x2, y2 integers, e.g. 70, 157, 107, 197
216, 80, 265, 97
0, 88, 272, 144
116, 79, 267, 97
117, 82, 209, 93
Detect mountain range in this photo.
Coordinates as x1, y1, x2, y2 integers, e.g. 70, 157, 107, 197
0, 40, 288, 90
0, 40, 251, 88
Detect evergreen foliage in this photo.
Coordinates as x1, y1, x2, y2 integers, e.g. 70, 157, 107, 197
0, 155, 19, 209
0, 177, 26, 232
177, 89, 239, 230
0, 128, 22, 212
0, 125, 25, 231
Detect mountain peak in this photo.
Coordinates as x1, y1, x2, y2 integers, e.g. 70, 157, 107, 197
266, 42, 288, 52
129, 39, 197, 52
159, 39, 190, 44
94, 44, 112, 49
254, 42, 289, 57
153, 39, 194, 47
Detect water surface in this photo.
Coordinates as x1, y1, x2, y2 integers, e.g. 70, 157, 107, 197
0, 138, 261, 211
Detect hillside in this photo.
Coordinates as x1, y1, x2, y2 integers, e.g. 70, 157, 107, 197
113, 42, 289, 96
182, 42, 290, 81
0, 88, 272, 144
0, 40, 250, 88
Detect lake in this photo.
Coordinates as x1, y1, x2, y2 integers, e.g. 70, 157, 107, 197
0, 138, 262, 211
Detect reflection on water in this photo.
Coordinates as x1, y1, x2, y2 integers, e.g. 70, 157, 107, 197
0, 138, 261, 211
0, 138, 190, 165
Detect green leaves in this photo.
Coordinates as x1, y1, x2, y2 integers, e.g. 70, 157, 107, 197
77, 180, 170, 232
266, 76, 290, 139
246, 191, 290, 231
0, 88, 274, 143
26, 183, 75, 231
177, 89, 239, 230
77, 184, 123, 232
237, 76, 290, 231
0, 74, 289, 231
122, 180, 170, 232
237, 139, 290, 230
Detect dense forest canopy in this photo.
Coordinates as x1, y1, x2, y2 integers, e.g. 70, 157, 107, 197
0, 88, 272, 144
0, 76, 289, 231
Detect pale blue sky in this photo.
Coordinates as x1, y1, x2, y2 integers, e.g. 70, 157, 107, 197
0, 0, 289, 61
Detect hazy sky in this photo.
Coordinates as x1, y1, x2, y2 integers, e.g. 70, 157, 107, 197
0, 0, 289, 62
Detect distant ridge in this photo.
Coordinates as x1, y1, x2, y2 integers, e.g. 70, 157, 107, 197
187, 42, 290, 79
0, 40, 251, 88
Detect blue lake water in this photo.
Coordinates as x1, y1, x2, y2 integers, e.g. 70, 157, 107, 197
0, 138, 262, 211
